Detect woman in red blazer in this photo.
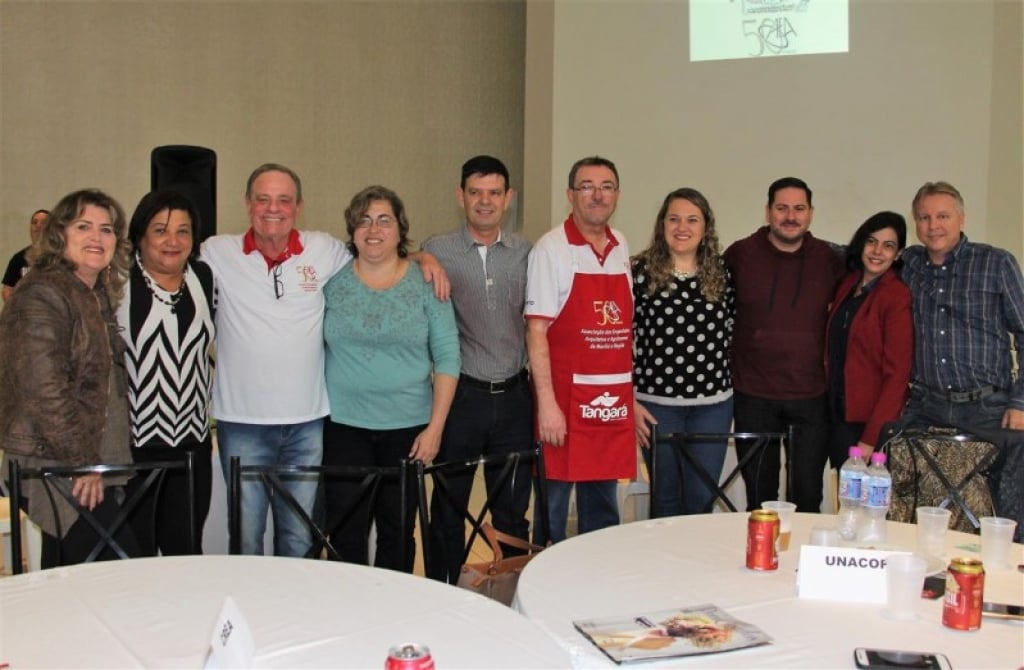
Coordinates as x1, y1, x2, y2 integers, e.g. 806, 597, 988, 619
825, 211, 914, 468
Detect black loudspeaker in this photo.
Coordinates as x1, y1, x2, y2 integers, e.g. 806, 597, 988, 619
150, 145, 217, 242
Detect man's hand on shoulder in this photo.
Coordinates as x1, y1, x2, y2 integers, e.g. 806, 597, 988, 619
412, 251, 450, 301
1002, 407, 1024, 430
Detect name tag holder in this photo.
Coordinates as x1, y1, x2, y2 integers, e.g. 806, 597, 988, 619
797, 545, 910, 603
206, 595, 255, 669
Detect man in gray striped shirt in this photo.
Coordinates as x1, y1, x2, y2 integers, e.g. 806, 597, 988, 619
421, 155, 534, 583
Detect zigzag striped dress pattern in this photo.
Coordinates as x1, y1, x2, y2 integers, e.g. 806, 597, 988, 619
118, 262, 214, 448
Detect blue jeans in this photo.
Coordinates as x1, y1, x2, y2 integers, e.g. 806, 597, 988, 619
641, 397, 734, 516
543, 480, 618, 543
901, 385, 1024, 543
217, 419, 323, 557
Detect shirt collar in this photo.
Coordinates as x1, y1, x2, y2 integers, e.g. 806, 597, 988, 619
946, 234, 969, 263
242, 228, 304, 269
564, 215, 619, 263
460, 223, 502, 250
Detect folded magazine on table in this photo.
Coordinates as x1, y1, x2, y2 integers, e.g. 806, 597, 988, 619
573, 603, 772, 664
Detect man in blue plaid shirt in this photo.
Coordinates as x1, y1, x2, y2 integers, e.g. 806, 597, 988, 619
899, 181, 1024, 542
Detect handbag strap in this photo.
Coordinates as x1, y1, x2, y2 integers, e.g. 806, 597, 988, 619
480, 522, 545, 561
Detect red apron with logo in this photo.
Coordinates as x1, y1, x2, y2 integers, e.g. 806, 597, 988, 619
543, 247, 636, 481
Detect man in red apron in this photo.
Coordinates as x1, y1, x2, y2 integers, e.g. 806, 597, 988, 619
526, 156, 636, 543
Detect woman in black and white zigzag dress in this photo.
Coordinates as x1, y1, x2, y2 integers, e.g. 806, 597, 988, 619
117, 190, 215, 555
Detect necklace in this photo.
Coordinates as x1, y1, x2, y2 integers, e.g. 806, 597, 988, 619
672, 269, 696, 280
138, 257, 188, 313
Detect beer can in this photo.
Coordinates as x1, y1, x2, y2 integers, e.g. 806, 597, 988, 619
746, 509, 779, 571
942, 557, 985, 631
385, 643, 435, 670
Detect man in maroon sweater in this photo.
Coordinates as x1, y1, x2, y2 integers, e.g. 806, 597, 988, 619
723, 177, 844, 513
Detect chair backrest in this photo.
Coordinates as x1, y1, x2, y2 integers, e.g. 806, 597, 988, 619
7, 454, 195, 573
416, 445, 549, 578
228, 456, 410, 560
650, 427, 794, 516
880, 426, 996, 531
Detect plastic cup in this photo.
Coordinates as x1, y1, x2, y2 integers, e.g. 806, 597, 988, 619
761, 501, 797, 551
980, 516, 1017, 570
915, 506, 951, 559
885, 553, 928, 620
809, 526, 841, 547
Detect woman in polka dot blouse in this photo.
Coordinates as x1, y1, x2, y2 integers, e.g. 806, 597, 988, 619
632, 187, 735, 516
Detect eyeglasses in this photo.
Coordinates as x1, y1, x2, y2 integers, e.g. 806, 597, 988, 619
573, 182, 618, 195
272, 262, 284, 300
355, 215, 396, 230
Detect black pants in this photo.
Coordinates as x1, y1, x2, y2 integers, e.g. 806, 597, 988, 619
733, 392, 830, 513
322, 421, 419, 573
827, 398, 866, 470
426, 378, 534, 584
126, 435, 213, 556
40, 488, 143, 569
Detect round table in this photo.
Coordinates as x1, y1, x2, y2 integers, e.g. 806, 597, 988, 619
513, 512, 1024, 668
0, 555, 571, 668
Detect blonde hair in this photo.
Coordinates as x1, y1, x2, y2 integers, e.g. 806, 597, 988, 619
912, 181, 964, 215
30, 189, 131, 305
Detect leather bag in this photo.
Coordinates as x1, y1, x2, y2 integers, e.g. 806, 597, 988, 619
881, 425, 997, 532
456, 523, 544, 606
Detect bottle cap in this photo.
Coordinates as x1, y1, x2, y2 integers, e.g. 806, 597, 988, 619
848, 445, 863, 458
870, 452, 887, 465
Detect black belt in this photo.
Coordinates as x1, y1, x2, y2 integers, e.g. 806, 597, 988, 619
914, 383, 999, 404
461, 370, 529, 394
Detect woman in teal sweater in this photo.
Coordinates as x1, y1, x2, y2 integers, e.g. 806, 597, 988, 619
322, 185, 460, 572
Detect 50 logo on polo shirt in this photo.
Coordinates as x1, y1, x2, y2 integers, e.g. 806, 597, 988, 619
295, 264, 320, 293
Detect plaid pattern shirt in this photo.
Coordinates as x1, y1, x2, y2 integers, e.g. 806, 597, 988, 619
901, 235, 1024, 409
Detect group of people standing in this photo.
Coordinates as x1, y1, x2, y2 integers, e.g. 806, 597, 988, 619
541, 166, 1023, 546
1, 155, 1021, 576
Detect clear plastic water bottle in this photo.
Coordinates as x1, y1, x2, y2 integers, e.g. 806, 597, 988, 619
858, 452, 892, 543
837, 446, 867, 540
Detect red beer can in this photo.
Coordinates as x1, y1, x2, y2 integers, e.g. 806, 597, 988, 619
385, 643, 435, 670
942, 557, 985, 631
746, 509, 779, 571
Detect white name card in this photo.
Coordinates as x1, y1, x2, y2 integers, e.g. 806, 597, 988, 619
207, 595, 255, 669
797, 545, 910, 604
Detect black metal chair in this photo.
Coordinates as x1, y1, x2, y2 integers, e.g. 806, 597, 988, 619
416, 445, 549, 581
228, 456, 410, 562
880, 426, 997, 531
650, 426, 795, 516
7, 453, 196, 573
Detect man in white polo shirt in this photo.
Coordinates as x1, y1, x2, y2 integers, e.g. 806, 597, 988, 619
526, 155, 636, 543
202, 163, 445, 556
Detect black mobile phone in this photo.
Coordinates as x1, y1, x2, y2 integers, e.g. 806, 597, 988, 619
921, 574, 946, 599
981, 602, 1024, 621
853, 648, 952, 670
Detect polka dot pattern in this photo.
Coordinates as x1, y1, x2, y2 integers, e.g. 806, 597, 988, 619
632, 260, 735, 400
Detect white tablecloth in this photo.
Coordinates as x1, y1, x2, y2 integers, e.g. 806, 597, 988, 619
514, 513, 1024, 668
0, 555, 571, 668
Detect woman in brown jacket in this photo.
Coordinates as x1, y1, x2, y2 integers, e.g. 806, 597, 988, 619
0, 188, 140, 568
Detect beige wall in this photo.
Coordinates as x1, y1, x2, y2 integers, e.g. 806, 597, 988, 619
524, 0, 1023, 260
0, 0, 526, 267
